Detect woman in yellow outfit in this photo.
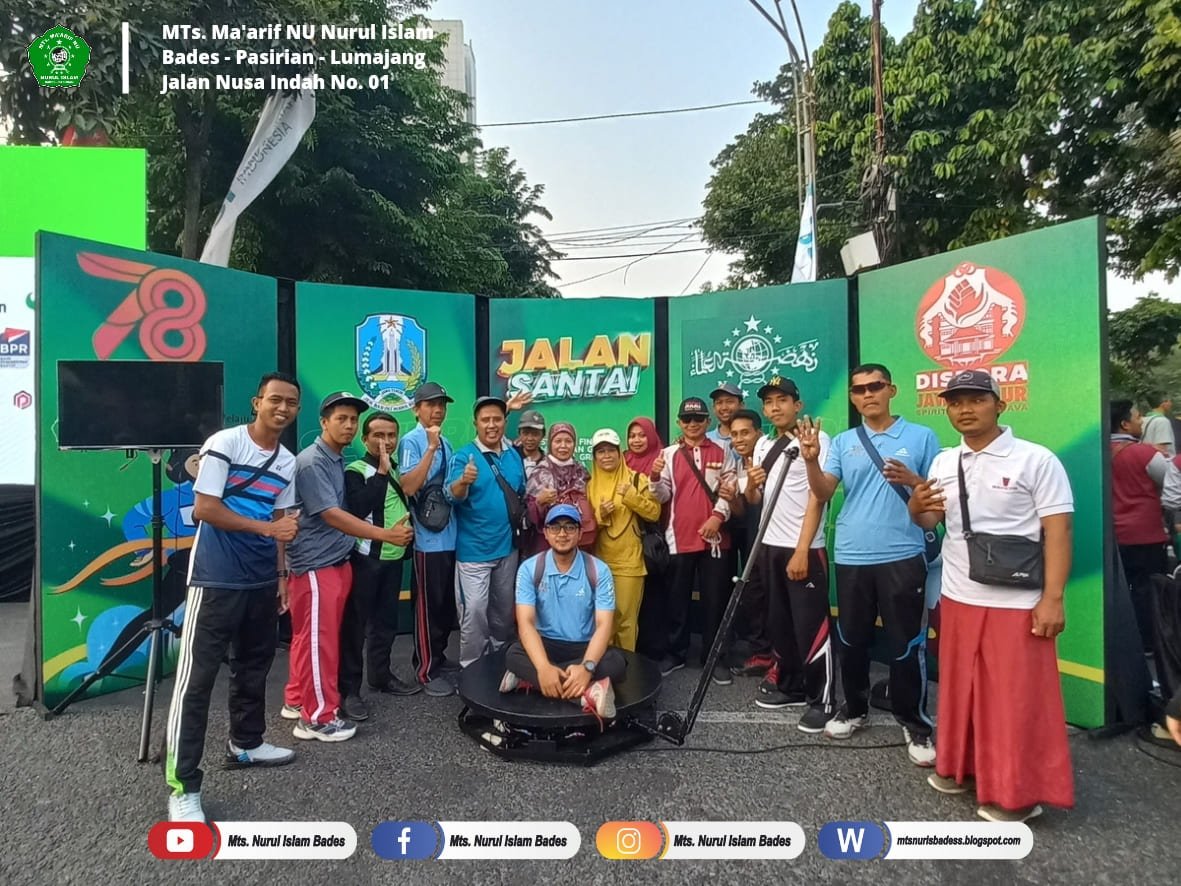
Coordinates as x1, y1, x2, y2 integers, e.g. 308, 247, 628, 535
587, 428, 661, 651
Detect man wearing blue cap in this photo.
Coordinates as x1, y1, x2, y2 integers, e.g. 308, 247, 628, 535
500, 504, 622, 718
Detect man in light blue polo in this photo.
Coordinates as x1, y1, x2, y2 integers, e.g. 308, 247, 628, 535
447, 395, 528, 667
796, 362, 941, 766
398, 381, 461, 697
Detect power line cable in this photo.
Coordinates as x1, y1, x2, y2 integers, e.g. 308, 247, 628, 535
481, 99, 767, 128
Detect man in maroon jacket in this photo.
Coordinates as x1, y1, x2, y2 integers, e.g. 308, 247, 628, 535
650, 397, 736, 683
1110, 399, 1169, 653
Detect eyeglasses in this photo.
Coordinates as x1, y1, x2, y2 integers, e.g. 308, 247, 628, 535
546, 523, 580, 534
679, 414, 708, 423
849, 380, 890, 395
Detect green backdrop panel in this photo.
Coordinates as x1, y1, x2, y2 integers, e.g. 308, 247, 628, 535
37, 232, 277, 707
859, 217, 1107, 727
488, 297, 656, 462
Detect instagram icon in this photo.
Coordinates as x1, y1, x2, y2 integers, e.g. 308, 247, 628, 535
596, 821, 663, 860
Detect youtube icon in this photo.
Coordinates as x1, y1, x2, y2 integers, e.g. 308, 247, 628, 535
148, 822, 214, 860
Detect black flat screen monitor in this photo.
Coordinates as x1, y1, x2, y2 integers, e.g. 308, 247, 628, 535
57, 360, 225, 450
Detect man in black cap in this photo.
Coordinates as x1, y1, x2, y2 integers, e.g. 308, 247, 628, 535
397, 381, 462, 697
514, 409, 547, 482
649, 396, 736, 681
282, 391, 412, 741
748, 376, 835, 733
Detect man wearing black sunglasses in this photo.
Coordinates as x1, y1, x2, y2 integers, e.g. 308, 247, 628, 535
797, 363, 941, 767
649, 396, 736, 681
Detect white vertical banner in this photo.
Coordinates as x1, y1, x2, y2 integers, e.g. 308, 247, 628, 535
791, 182, 816, 283
199, 90, 316, 267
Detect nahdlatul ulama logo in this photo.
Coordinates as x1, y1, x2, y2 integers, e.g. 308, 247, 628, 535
0, 328, 31, 368
913, 262, 1029, 412
688, 314, 819, 396
356, 314, 427, 410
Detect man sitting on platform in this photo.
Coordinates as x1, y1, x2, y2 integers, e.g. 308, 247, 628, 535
500, 504, 624, 719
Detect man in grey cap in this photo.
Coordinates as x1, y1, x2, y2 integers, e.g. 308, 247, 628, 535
514, 409, 547, 482
708, 381, 745, 465
398, 381, 462, 697
282, 391, 412, 742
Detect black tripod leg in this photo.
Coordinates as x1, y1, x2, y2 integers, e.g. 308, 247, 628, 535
139, 627, 163, 762
50, 621, 156, 715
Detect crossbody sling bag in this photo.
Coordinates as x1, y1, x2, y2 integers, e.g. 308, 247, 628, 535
956, 453, 1043, 589
483, 451, 528, 546
410, 439, 452, 532
855, 424, 942, 564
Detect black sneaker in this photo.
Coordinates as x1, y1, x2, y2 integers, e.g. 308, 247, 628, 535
754, 684, 806, 709
658, 656, 686, 676
711, 665, 734, 686
372, 677, 423, 696
797, 703, 834, 734
339, 694, 370, 721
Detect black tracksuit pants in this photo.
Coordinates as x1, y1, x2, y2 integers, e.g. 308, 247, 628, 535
760, 544, 834, 708
339, 552, 405, 695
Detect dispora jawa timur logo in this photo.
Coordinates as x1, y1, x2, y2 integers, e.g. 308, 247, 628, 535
913, 262, 1030, 411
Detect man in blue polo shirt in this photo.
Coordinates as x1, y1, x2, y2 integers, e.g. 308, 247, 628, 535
797, 363, 941, 766
500, 504, 622, 718
447, 395, 528, 667
398, 381, 461, 697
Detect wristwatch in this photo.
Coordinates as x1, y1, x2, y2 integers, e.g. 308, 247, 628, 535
277, 569, 290, 579
583, 659, 597, 674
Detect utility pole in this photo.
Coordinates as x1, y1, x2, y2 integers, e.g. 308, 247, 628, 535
863, 0, 896, 264
745, 0, 817, 279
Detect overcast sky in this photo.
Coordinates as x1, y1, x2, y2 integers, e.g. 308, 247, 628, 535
427, 0, 1178, 311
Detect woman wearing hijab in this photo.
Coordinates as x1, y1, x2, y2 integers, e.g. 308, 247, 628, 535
624, 417, 668, 657
588, 428, 661, 651
625, 417, 664, 477
526, 422, 593, 553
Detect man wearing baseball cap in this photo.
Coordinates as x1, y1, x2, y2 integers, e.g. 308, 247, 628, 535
283, 391, 411, 742
909, 368, 1075, 822
500, 504, 623, 719
648, 396, 736, 682
514, 409, 547, 482
398, 381, 461, 697
751, 376, 835, 733
708, 382, 745, 462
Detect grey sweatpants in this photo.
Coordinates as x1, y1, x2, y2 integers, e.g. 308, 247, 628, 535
455, 552, 520, 666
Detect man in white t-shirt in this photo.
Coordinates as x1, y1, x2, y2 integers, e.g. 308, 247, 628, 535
909, 369, 1074, 824
747, 376, 834, 733
164, 372, 303, 823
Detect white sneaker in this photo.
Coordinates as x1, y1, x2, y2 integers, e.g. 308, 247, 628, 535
280, 704, 301, 720
904, 728, 936, 767
580, 677, 616, 719
168, 791, 205, 822
225, 740, 295, 767
823, 706, 869, 739
498, 671, 520, 693
292, 717, 357, 742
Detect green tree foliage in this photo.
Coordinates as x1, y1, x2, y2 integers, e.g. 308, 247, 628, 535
1, 0, 560, 297
1108, 293, 1181, 397
703, 0, 1181, 285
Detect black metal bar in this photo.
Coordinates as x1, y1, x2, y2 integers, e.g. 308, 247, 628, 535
653, 297, 670, 445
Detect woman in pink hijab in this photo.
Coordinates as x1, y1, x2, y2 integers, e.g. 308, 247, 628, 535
624, 416, 668, 658
526, 422, 593, 553
624, 417, 664, 476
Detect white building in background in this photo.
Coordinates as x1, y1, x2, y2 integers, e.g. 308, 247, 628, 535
429, 19, 477, 124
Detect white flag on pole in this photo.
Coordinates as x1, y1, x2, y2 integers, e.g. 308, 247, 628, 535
200, 90, 316, 267
791, 182, 816, 283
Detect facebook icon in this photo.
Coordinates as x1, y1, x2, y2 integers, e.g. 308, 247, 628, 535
817, 821, 885, 860
372, 821, 438, 860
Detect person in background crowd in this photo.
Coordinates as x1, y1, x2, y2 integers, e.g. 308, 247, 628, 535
1141, 391, 1176, 457
526, 422, 593, 554
587, 427, 661, 651
721, 408, 775, 676
708, 381, 745, 465
164, 372, 301, 823
910, 369, 1074, 823
397, 381, 460, 698
625, 417, 668, 659
1110, 399, 1169, 655
650, 397, 736, 683
283, 392, 410, 742
339, 412, 419, 723
800, 363, 941, 766
753, 377, 834, 732
515, 409, 547, 482
447, 396, 528, 667
500, 504, 623, 721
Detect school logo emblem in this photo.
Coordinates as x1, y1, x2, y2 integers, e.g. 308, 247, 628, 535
27, 26, 90, 88
355, 314, 426, 411
916, 263, 1025, 369
688, 314, 819, 393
